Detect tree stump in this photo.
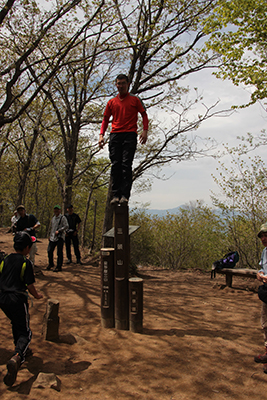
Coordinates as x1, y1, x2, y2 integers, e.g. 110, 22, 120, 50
43, 299, 60, 341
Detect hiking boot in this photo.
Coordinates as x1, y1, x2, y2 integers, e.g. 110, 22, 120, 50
254, 350, 267, 363
76, 259, 82, 265
4, 353, 21, 387
53, 267, 62, 272
110, 197, 120, 206
66, 259, 72, 264
46, 265, 53, 270
119, 196, 128, 206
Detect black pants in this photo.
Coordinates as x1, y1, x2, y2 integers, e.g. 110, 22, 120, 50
0, 301, 32, 363
109, 132, 137, 199
47, 238, 64, 269
65, 233, 81, 262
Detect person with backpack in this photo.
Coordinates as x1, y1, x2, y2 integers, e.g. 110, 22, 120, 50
47, 205, 68, 272
0, 231, 43, 387
254, 223, 267, 373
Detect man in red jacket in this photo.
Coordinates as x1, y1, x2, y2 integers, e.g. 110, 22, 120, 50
99, 74, 149, 205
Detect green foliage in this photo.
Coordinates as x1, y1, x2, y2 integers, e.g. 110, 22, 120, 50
211, 136, 267, 267
129, 208, 156, 268
204, 0, 267, 105
130, 201, 228, 271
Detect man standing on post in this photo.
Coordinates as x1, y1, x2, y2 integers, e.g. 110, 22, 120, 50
65, 205, 82, 265
15, 205, 40, 267
99, 74, 149, 205
47, 205, 68, 272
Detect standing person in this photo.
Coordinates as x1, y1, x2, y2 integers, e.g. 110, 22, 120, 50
65, 205, 82, 265
10, 210, 19, 234
15, 205, 40, 267
255, 223, 267, 373
99, 74, 149, 205
0, 232, 43, 387
47, 205, 68, 272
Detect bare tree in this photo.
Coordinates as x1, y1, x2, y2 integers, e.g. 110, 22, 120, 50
101, 0, 225, 235
0, 0, 99, 128
0, 0, 16, 25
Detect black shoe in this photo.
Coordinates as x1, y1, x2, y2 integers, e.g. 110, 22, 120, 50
119, 196, 128, 205
255, 351, 267, 363
76, 260, 82, 265
53, 267, 62, 272
110, 197, 120, 206
66, 259, 72, 264
46, 265, 53, 270
4, 354, 21, 387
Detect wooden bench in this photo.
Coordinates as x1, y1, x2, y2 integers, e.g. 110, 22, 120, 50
215, 268, 257, 287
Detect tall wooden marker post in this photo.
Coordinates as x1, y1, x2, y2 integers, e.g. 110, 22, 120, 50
101, 203, 143, 332
100, 248, 115, 328
114, 204, 130, 330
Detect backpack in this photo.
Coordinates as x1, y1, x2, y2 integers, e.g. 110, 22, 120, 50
0, 254, 27, 281
211, 251, 239, 279
0, 251, 5, 263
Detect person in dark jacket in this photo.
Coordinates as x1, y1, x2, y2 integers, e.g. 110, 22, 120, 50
65, 205, 82, 264
0, 232, 43, 387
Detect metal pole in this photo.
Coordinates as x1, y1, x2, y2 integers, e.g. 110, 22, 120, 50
100, 248, 115, 328
114, 205, 129, 330
129, 277, 143, 333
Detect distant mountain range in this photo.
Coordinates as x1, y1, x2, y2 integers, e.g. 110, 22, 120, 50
134, 204, 221, 218
139, 206, 183, 217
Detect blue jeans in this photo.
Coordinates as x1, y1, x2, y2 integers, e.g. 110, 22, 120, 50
109, 132, 137, 199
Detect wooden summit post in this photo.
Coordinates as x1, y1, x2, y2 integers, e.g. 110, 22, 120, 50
100, 248, 115, 328
129, 277, 143, 333
114, 204, 129, 330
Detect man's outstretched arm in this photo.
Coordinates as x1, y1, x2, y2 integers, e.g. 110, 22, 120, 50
139, 111, 148, 144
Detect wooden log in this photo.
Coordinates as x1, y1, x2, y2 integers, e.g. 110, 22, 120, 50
43, 299, 60, 341
100, 248, 115, 328
216, 268, 257, 287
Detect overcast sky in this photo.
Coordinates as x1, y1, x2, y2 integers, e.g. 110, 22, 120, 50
130, 69, 267, 210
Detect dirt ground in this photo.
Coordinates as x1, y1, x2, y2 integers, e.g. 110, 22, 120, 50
0, 228, 267, 399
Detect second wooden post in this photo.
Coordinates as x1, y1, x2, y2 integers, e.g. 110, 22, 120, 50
114, 204, 129, 330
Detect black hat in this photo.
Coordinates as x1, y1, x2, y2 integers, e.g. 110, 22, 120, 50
14, 231, 35, 248
67, 204, 73, 209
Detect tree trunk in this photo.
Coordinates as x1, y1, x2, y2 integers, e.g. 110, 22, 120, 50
16, 127, 39, 207
81, 188, 93, 248
102, 178, 114, 248
89, 200, 97, 254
